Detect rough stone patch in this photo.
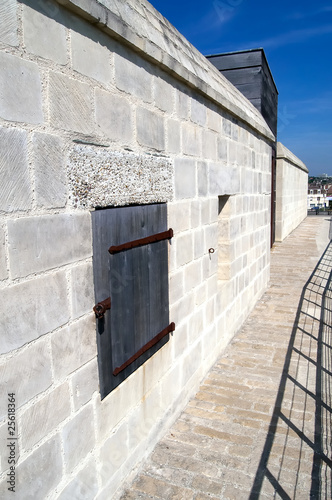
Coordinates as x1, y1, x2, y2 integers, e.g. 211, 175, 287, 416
68, 145, 173, 209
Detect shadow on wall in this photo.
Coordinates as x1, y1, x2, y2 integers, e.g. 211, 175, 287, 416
249, 235, 332, 499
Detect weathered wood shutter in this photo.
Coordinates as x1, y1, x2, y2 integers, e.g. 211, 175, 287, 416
92, 203, 174, 398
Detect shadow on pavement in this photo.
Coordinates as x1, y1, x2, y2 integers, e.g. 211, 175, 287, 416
249, 240, 332, 499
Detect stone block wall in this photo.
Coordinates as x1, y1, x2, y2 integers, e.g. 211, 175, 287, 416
0, 0, 274, 498
275, 142, 309, 242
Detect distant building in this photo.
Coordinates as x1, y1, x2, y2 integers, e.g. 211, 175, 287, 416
308, 182, 331, 208
327, 185, 332, 208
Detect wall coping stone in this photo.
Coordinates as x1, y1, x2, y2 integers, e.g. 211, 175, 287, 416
276, 142, 309, 173
55, 0, 275, 142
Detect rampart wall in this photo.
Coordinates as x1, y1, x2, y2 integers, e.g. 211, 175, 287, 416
275, 142, 308, 242
0, 1, 274, 498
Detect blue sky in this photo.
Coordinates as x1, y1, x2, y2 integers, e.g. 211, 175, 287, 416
149, 0, 332, 176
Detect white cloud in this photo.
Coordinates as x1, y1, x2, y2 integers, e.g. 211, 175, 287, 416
182, 1, 244, 39
287, 6, 332, 20
212, 0, 243, 24
232, 24, 332, 51
286, 93, 332, 115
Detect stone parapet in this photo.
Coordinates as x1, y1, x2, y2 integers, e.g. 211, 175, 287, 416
0, 1, 274, 498
55, 0, 274, 141
275, 142, 308, 241
277, 142, 308, 173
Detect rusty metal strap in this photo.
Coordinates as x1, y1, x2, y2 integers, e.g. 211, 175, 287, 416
109, 228, 173, 254
93, 297, 111, 319
113, 322, 175, 376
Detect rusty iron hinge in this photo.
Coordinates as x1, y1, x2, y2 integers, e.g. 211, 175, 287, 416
113, 322, 175, 376
109, 228, 173, 255
93, 297, 111, 319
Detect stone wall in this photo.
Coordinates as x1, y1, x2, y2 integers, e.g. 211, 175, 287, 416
275, 142, 308, 242
0, 1, 274, 498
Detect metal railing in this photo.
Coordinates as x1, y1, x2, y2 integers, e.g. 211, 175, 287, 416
249, 239, 332, 499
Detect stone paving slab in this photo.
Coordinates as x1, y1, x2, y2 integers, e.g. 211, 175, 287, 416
119, 217, 332, 500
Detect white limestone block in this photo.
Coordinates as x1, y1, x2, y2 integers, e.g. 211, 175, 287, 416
154, 76, 174, 113
182, 122, 201, 157
136, 106, 165, 150
8, 213, 92, 278
70, 262, 94, 319
14, 437, 63, 499
176, 232, 194, 267
0, 340, 52, 418
71, 29, 111, 85
114, 52, 152, 103
57, 458, 98, 500
51, 315, 97, 380
0, 272, 69, 353
191, 98, 206, 126
0, 52, 43, 124
0, 127, 31, 212
49, 72, 93, 133
62, 405, 95, 473
0, 225, 7, 280
71, 359, 98, 411
167, 118, 181, 154
174, 157, 196, 199
23, 3, 67, 64
0, 0, 18, 46
32, 132, 67, 208
20, 383, 71, 450
95, 89, 133, 142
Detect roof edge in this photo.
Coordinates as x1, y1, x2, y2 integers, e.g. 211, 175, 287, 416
277, 142, 309, 173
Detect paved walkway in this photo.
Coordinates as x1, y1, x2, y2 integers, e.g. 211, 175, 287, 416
120, 216, 332, 500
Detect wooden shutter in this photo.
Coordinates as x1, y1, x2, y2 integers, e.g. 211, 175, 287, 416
92, 203, 173, 398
